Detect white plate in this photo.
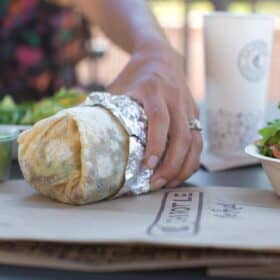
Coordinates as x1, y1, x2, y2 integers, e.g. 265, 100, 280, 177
245, 144, 280, 195
245, 144, 280, 164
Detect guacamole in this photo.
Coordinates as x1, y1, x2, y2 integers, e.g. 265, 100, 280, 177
0, 133, 13, 181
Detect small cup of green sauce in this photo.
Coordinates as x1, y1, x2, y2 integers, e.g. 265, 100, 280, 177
0, 126, 18, 182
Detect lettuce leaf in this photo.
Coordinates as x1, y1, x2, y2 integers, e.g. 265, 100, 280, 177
257, 103, 280, 157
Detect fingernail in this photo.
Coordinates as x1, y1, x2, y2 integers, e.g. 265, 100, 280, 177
146, 155, 159, 169
152, 178, 167, 190
168, 180, 180, 188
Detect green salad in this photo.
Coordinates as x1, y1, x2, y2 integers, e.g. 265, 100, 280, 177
257, 103, 280, 159
0, 88, 87, 125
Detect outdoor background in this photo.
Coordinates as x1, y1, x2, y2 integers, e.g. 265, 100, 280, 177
77, 0, 280, 103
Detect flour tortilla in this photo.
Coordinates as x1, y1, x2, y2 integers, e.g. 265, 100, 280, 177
18, 106, 129, 205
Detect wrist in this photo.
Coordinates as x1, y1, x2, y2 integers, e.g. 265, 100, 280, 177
132, 41, 182, 67
134, 40, 180, 62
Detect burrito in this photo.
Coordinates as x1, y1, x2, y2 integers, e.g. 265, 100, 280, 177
18, 106, 129, 204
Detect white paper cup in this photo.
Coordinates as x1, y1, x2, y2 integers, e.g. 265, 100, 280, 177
204, 13, 274, 156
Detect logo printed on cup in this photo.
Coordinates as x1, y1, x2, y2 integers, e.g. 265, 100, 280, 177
238, 40, 269, 82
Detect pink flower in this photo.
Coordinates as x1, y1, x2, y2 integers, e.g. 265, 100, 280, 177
16, 46, 44, 68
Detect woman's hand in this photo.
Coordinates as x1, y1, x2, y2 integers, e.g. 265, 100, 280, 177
74, 0, 202, 189
108, 45, 203, 190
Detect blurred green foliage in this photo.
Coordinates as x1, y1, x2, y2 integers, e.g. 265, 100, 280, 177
0, 88, 87, 125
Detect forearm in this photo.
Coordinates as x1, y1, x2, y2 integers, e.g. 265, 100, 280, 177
72, 0, 171, 54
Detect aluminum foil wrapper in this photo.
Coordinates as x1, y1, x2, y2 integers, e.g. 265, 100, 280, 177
82, 92, 153, 197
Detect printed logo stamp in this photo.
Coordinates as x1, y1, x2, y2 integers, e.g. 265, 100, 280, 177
238, 40, 269, 82
147, 191, 203, 237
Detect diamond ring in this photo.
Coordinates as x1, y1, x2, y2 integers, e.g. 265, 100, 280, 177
188, 118, 202, 132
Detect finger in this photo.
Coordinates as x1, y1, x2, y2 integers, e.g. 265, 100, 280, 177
142, 92, 170, 170
167, 131, 203, 188
151, 106, 192, 189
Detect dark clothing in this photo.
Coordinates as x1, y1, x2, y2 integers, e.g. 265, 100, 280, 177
0, 0, 90, 102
